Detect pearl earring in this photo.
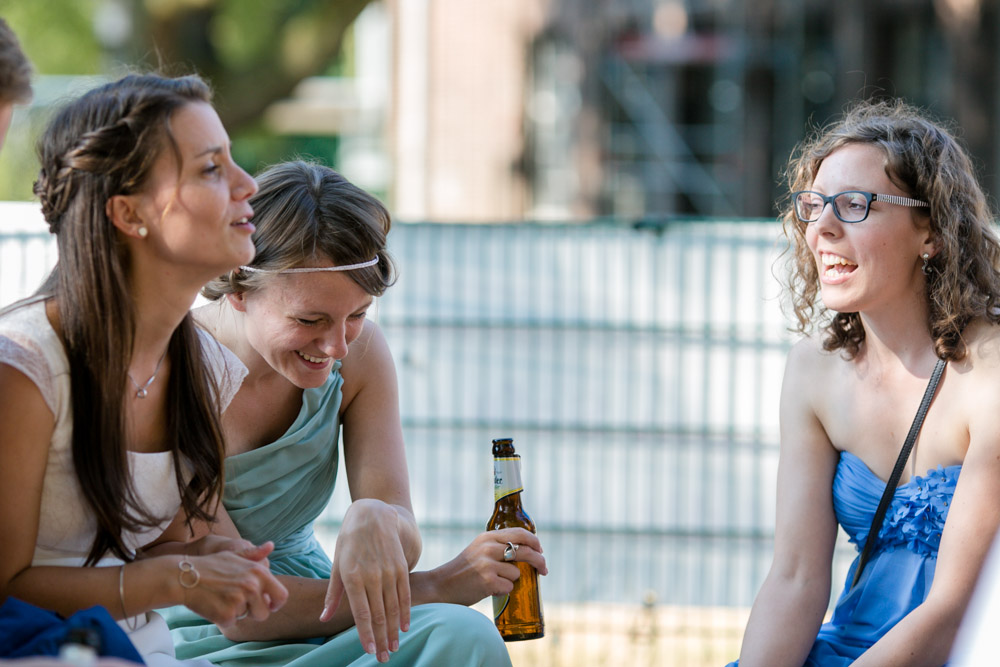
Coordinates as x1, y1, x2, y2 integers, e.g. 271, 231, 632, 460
137, 226, 148, 238
921, 252, 931, 275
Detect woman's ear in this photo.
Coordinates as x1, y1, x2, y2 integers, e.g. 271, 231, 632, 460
106, 194, 147, 239
226, 291, 248, 313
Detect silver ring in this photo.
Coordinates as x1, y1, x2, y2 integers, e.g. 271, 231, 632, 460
236, 606, 250, 621
503, 542, 519, 562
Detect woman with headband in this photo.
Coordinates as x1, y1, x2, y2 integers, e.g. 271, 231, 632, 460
163, 161, 546, 666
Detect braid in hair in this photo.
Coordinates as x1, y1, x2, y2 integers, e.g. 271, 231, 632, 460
33, 74, 228, 564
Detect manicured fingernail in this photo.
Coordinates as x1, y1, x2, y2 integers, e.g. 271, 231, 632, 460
379, 651, 389, 663
319, 606, 330, 622
391, 639, 399, 652
366, 642, 376, 655
401, 622, 409, 632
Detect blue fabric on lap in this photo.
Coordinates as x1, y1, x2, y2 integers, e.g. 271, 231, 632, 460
0, 596, 144, 663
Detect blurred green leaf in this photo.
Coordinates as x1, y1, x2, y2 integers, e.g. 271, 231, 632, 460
0, 0, 373, 200
0, 0, 103, 75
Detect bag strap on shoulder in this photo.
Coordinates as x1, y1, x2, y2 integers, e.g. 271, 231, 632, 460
850, 357, 946, 590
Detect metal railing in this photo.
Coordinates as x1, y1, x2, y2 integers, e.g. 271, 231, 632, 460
1, 208, 858, 665
325, 218, 802, 665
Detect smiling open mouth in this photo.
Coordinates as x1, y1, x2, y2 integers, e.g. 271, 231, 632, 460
297, 350, 329, 364
821, 252, 857, 278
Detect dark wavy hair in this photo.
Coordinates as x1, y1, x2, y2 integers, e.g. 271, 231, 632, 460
32, 73, 228, 565
782, 99, 1000, 361
203, 160, 396, 301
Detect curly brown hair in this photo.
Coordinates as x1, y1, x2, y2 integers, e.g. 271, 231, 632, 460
0, 18, 31, 104
782, 99, 1000, 361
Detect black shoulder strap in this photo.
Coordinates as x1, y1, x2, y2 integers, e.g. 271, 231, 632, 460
850, 357, 947, 590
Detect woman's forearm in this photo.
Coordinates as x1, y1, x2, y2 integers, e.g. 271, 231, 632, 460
10, 551, 286, 630
7, 558, 184, 621
851, 601, 962, 667
408, 568, 449, 606
226, 568, 448, 642
736, 571, 830, 667
223, 575, 348, 641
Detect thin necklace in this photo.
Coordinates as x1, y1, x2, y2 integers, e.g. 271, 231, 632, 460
128, 348, 168, 399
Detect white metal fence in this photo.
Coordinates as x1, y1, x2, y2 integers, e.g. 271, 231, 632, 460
2, 204, 860, 665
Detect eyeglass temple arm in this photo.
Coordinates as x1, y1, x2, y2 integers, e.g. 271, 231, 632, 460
872, 193, 929, 207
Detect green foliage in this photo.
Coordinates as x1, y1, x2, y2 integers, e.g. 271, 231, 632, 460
0, 0, 103, 75
232, 128, 340, 176
209, 0, 354, 76
211, 0, 302, 70
0, 0, 370, 200
0, 106, 45, 201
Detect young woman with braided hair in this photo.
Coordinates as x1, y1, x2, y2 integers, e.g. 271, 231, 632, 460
728, 100, 1000, 666
0, 73, 288, 666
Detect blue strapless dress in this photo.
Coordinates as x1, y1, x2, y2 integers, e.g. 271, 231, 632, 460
728, 450, 961, 666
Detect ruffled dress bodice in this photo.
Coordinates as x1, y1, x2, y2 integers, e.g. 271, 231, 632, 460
806, 450, 961, 665
834, 450, 959, 556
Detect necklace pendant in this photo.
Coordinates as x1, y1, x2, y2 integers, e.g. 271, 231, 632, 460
128, 347, 167, 400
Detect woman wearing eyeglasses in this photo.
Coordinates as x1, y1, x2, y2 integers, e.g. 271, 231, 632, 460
728, 100, 1000, 666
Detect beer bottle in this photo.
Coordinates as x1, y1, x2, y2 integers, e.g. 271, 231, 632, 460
487, 436, 544, 641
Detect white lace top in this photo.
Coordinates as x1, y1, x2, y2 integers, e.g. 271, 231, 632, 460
0, 298, 248, 567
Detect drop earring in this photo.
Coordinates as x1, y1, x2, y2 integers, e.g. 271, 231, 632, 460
921, 252, 931, 275
137, 226, 148, 238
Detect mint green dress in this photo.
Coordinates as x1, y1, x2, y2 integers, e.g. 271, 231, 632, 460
164, 364, 511, 666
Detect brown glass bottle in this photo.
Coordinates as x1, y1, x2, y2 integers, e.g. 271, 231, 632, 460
487, 437, 544, 641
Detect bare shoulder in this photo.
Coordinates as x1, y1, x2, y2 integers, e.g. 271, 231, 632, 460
787, 335, 826, 364
784, 335, 839, 388
0, 361, 55, 475
0, 362, 51, 416
340, 320, 391, 376
960, 318, 1000, 372
947, 319, 1000, 463
950, 319, 1000, 426
339, 320, 397, 405
779, 336, 846, 452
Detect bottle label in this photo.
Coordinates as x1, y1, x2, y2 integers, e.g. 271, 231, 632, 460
493, 456, 523, 502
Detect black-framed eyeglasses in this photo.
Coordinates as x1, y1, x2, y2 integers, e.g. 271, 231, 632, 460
792, 190, 930, 224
